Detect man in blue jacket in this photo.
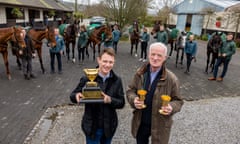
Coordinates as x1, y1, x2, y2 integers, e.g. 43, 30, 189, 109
49, 28, 65, 74
184, 34, 197, 74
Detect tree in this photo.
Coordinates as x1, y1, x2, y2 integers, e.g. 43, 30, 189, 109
201, 7, 216, 35
226, 6, 240, 40
101, 0, 152, 28
152, 0, 182, 25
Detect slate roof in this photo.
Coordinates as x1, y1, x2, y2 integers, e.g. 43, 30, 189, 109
0, 0, 72, 11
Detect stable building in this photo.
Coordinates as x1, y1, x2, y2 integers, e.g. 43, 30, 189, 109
0, 0, 73, 28
173, 0, 240, 35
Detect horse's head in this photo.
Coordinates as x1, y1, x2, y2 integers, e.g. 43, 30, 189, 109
102, 25, 112, 40
151, 24, 160, 35
46, 26, 57, 47
12, 26, 26, 49
209, 34, 222, 53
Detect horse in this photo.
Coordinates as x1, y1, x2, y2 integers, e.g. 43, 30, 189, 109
86, 25, 112, 60
175, 31, 188, 68
63, 23, 78, 63
129, 23, 140, 56
205, 32, 223, 73
151, 24, 178, 57
14, 26, 56, 74
0, 26, 26, 79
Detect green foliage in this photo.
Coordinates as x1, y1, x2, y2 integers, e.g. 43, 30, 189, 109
235, 38, 240, 48
201, 34, 208, 41
48, 10, 55, 17
11, 8, 23, 18
73, 11, 83, 19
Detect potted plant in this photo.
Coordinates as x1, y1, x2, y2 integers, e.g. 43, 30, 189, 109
11, 8, 23, 18
216, 16, 222, 28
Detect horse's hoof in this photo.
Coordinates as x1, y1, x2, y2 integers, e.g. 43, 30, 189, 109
8, 75, 12, 80
72, 58, 76, 63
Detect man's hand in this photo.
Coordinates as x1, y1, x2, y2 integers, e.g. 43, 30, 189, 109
102, 92, 112, 104
161, 104, 173, 115
75, 92, 84, 103
134, 97, 144, 109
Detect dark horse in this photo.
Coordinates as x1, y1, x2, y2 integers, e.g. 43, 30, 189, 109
14, 27, 56, 74
129, 22, 140, 56
0, 26, 26, 79
205, 33, 223, 73
175, 31, 188, 68
86, 25, 112, 60
64, 23, 78, 63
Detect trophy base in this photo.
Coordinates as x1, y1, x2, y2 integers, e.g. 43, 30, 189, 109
159, 109, 168, 115
79, 98, 104, 103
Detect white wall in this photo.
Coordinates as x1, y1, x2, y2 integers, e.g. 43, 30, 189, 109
0, 6, 6, 24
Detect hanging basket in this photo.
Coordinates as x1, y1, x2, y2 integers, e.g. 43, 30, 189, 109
216, 21, 221, 28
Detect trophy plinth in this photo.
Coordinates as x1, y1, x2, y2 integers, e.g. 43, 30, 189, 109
80, 69, 103, 103
159, 95, 171, 115
137, 89, 147, 109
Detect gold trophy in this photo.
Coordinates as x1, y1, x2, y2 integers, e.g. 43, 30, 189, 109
81, 68, 103, 103
159, 95, 171, 115
137, 89, 147, 108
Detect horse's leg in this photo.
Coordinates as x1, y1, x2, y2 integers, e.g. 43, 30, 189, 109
180, 48, 184, 65
98, 44, 101, 54
205, 50, 211, 73
211, 53, 218, 73
169, 41, 174, 57
66, 42, 70, 61
130, 41, 133, 55
72, 42, 76, 63
16, 55, 22, 70
135, 41, 138, 57
37, 47, 45, 74
86, 41, 89, 59
93, 44, 96, 61
2, 51, 11, 80
176, 48, 179, 67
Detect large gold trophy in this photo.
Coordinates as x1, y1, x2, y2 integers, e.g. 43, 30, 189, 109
159, 95, 171, 115
81, 68, 103, 103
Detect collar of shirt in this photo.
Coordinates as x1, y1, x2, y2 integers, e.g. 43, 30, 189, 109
150, 67, 161, 84
98, 72, 110, 82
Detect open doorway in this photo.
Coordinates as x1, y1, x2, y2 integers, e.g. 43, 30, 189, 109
185, 14, 192, 32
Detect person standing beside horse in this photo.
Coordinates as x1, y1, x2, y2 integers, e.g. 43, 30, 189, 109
49, 28, 65, 74
20, 29, 36, 80
139, 27, 150, 62
208, 32, 236, 82
112, 25, 121, 54
77, 25, 88, 64
154, 25, 168, 46
184, 34, 197, 74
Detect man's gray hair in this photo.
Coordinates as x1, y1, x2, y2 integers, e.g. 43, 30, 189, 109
149, 42, 168, 56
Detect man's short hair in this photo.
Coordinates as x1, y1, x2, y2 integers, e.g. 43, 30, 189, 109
149, 42, 168, 56
99, 48, 115, 58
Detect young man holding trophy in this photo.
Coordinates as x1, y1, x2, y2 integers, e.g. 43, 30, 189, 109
70, 48, 125, 144
126, 42, 183, 144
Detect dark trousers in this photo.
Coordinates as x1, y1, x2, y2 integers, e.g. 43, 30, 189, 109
86, 129, 112, 144
113, 41, 118, 53
50, 52, 62, 72
140, 42, 148, 59
22, 57, 32, 75
176, 48, 184, 65
186, 53, 194, 72
78, 46, 85, 61
136, 124, 151, 144
213, 57, 230, 78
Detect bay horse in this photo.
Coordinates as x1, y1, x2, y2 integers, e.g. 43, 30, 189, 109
129, 23, 140, 56
0, 26, 26, 79
205, 32, 223, 73
63, 23, 78, 63
86, 25, 112, 60
14, 26, 56, 74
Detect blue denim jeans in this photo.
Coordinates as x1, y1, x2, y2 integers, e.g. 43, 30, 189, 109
86, 129, 112, 144
213, 57, 230, 78
50, 52, 62, 73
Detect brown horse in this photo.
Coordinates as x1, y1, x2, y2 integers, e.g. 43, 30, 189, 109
129, 23, 140, 56
86, 25, 112, 60
0, 26, 26, 79
64, 23, 78, 62
14, 27, 56, 74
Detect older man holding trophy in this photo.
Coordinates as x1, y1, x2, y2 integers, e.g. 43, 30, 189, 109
126, 42, 183, 144
70, 48, 125, 144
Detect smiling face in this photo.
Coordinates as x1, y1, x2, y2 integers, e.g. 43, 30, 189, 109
97, 49, 115, 76
148, 43, 167, 71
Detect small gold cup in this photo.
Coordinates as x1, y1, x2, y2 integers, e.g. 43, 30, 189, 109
159, 95, 171, 115
83, 69, 99, 87
137, 89, 147, 108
